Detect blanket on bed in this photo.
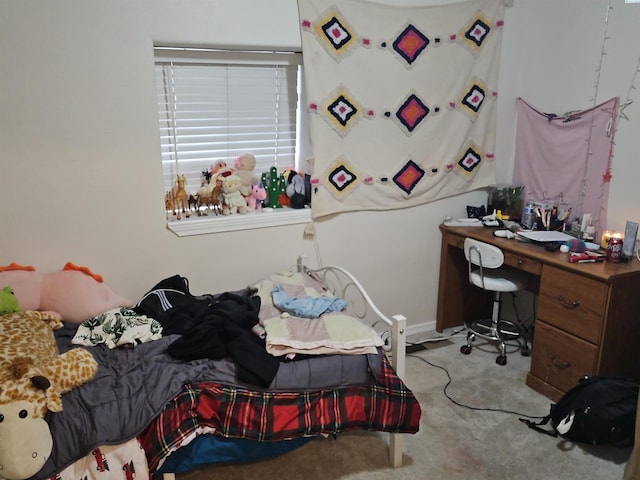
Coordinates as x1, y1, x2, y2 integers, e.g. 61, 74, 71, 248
35, 321, 383, 479
141, 354, 421, 474
31, 325, 216, 480
254, 271, 384, 356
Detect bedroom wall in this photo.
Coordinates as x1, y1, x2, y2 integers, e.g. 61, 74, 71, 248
1, 0, 639, 334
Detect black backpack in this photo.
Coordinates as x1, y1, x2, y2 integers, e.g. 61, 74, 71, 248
521, 376, 639, 446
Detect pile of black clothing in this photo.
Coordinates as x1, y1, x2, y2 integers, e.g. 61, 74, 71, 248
133, 275, 279, 388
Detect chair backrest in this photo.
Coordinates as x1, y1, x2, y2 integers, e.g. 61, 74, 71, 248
464, 238, 505, 269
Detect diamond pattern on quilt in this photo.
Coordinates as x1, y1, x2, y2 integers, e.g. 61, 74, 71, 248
392, 91, 430, 136
310, 8, 359, 61
457, 77, 488, 121
459, 12, 493, 56
454, 144, 483, 180
392, 159, 425, 196
391, 24, 430, 67
462, 83, 485, 113
298, 0, 505, 218
321, 156, 361, 200
318, 86, 364, 137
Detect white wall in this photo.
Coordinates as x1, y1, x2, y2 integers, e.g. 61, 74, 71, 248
1, 0, 639, 332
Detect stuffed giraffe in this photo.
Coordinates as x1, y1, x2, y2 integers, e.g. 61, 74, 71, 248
0, 310, 98, 480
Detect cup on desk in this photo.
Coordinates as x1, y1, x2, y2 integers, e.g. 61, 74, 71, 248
534, 216, 565, 232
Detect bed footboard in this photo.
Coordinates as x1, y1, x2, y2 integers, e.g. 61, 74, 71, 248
297, 256, 407, 467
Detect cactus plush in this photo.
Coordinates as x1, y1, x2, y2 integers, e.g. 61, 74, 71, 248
262, 166, 286, 209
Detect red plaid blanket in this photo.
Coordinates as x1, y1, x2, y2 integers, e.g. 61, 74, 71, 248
140, 356, 421, 473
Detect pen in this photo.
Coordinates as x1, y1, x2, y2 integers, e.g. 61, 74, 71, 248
577, 259, 596, 263
559, 208, 571, 222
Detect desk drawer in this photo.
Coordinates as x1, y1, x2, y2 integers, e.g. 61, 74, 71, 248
537, 265, 607, 343
530, 321, 598, 394
503, 251, 542, 275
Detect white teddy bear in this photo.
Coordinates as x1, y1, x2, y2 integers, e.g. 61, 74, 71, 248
222, 174, 250, 215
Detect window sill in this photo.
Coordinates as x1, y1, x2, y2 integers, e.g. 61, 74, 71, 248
167, 207, 312, 236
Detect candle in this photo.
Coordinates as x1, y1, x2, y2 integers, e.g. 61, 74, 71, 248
601, 230, 623, 249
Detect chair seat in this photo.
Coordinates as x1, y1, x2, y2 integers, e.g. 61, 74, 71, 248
469, 267, 528, 292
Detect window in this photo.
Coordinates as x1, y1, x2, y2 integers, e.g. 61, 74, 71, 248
154, 47, 310, 235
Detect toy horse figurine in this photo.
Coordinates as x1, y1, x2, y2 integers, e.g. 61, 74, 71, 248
196, 172, 223, 216
172, 174, 190, 220
164, 191, 175, 219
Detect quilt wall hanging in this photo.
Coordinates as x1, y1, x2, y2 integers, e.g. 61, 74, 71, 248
297, 0, 506, 220
512, 97, 618, 234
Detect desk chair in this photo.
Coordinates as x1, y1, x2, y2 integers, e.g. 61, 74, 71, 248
460, 237, 529, 365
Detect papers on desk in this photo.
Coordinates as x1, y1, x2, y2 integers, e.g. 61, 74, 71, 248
516, 230, 575, 243
443, 218, 483, 227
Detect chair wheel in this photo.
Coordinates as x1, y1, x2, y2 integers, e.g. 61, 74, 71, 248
496, 355, 507, 366
460, 345, 472, 355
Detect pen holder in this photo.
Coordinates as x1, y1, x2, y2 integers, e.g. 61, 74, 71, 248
549, 218, 565, 232
534, 217, 565, 232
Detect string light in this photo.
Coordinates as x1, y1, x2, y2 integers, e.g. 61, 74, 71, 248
575, 0, 614, 227
580, 1, 640, 230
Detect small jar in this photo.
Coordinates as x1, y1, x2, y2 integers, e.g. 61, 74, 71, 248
583, 226, 596, 242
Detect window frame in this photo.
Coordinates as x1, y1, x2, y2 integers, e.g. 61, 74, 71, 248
154, 46, 311, 236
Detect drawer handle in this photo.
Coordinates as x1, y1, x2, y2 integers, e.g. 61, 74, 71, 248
550, 354, 571, 370
557, 295, 580, 309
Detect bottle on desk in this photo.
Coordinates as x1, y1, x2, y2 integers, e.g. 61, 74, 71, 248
521, 197, 536, 229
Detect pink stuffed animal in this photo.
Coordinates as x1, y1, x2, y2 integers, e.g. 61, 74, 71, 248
247, 183, 267, 210
0, 262, 131, 323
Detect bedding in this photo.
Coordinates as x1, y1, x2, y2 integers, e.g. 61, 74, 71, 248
155, 434, 313, 475
38, 325, 386, 479
28, 264, 419, 480
51, 439, 149, 480
254, 271, 384, 356
141, 354, 420, 474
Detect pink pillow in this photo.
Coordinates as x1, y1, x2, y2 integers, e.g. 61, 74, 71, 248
0, 266, 131, 323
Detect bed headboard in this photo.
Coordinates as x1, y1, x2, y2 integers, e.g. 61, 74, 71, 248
295, 256, 407, 382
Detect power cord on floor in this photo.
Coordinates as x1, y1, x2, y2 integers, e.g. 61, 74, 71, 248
406, 338, 547, 420
405, 327, 466, 345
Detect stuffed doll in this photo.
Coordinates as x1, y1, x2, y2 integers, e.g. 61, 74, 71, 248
222, 174, 250, 215
209, 159, 228, 177
234, 153, 260, 198
0, 262, 131, 323
0, 310, 98, 480
285, 171, 312, 209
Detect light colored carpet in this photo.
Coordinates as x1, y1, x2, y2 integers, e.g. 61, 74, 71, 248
177, 333, 631, 480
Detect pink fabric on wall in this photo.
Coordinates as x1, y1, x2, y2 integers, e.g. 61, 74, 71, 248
512, 97, 618, 233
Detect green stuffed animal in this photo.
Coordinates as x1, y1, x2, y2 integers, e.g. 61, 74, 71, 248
0, 286, 20, 315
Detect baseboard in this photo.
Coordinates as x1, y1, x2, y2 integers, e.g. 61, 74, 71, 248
405, 320, 436, 338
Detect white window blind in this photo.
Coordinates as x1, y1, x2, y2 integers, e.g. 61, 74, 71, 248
155, 48, 302, 195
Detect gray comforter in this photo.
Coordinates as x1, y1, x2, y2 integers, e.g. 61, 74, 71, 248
33, 323, 381, 479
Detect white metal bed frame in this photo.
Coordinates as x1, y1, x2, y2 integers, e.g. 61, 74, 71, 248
163, 258, 408, 480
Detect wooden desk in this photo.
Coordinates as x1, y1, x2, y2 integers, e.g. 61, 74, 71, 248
437, 224, 640, 401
